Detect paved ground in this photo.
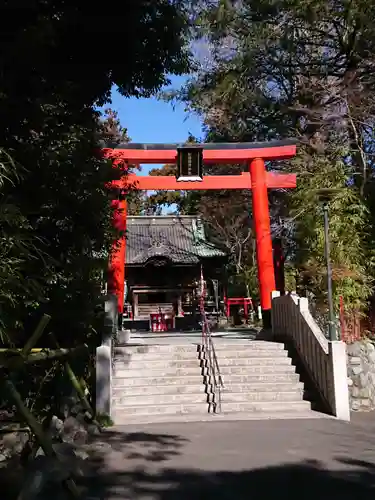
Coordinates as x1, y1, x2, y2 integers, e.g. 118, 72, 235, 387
85, 412, 375, 500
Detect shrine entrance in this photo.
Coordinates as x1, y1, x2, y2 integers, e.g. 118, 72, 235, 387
103, 140, 297, 328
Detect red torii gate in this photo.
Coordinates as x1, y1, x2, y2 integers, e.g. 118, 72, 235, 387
103, 140, 297, 326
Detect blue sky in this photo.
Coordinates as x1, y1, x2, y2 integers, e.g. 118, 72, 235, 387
108, 75, 204, 175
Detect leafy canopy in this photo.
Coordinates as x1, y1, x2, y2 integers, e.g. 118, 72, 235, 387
0, 0, 192, 344
164, 0, 375, 317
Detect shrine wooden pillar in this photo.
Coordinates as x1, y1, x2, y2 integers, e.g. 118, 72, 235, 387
250, 158, 276, 327
108, 195, 127, 315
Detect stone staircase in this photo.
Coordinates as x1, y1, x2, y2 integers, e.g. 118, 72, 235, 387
111, 341, 323, 425
112, 344, 209, 424
208, 342, 313, 414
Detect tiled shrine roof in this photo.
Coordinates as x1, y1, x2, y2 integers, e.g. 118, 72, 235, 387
126, 215, 226, 265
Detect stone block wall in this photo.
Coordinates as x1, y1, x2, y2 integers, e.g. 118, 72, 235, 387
347, 340, 375, 411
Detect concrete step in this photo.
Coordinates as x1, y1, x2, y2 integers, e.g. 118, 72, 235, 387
113, 365, 205, 377
113, 375, 204, 387
201, 349, 289, 359
211, 356, 291, 368
112, 408, 327, 425
113, 346, 288, 363
114, 345, 198, 355
113, 370, 300, 389
114, 363, 297, 379
113, 351, 202, 362
114, 351, 292, 371
218, 373, 301, 384
113, 388, 306, 407
217, 359, 293, 373
114, 358, 201, 370
216, 367, 300, 381
221, 381, 304, 393
114, 355, 293, 373
112, 349, 288, 363
112, 402, 209, 417
217, 400, 312, 413
112, 383, 206, 396
114, 360, 295, 379
113, 355, 200, 364
113, 391, 208, 406
218, 390, 305, 403
214, 353, 292, 366
114, 342, 285, 356
201, 342, 285, 351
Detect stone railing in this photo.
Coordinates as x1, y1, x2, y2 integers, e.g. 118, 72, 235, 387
271, 291, 350, 421
96, 294, 117, 418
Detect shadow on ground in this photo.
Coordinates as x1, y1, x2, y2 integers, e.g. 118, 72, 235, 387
5, 416, 375, 500
99, 429, 188, 462
83, 428, 375, 500
0, 429, 188, 499
84, 457, 375, 500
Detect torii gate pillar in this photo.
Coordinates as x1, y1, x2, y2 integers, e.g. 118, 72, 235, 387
103, 140, 297, 328
250, 158, 276, 327
108, 197, 127, 315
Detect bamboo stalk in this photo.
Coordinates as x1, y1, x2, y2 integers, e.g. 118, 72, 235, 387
4, 379, 81, 499
79, 377, 89, 396
65, 363, 95, 418
50, 334, 98, 424
0, 426, 30, 433
0, 345, 89, 369
0, 348, 45, 353
22, 314, 51, 356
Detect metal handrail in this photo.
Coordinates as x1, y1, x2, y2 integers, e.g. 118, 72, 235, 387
199, 268, 224, 413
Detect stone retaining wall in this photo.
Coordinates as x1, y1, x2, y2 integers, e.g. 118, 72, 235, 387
347, 339, 375, 411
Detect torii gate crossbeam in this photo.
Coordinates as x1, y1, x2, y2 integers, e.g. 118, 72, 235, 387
103, 140, 297, 327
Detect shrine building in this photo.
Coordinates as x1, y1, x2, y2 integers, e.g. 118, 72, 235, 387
123, 215, 227, 330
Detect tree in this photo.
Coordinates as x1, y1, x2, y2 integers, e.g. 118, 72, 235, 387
99, 109, 130, 145
0, 150, 44, 343
0, 0, 191, 345
171, 0, 375, 323
99, 108, 147, 216
146, 135, 202, 213
148, 155, 256, 295
0, 1, 194, 430
147, 164, 183, 213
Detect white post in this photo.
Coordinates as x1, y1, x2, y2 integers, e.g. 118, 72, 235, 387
329, 341, 350, 421
96, 294, 117, 417
271, 290, 280, 335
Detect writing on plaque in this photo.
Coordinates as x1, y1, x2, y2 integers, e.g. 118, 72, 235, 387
176, 147, 203, 181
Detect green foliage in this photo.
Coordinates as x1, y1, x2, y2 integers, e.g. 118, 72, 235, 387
238, 265, 259, 301
99, 109, 130, 145
170, 0, 375, 319
0, 110, 120, 348
0, 0, 193, 423
0, 150, 45, 343
96, 413, 114, 428
148, 159, 256, 293
145, 134, 203, 213
0, 0, 191, 347
290, 150, 374, 311
147, 164, 183, 213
